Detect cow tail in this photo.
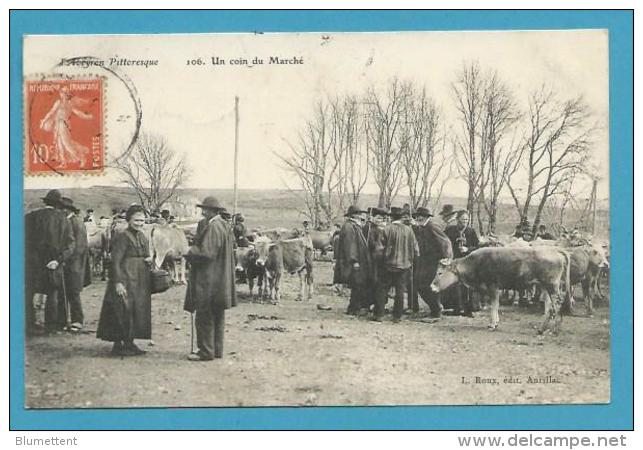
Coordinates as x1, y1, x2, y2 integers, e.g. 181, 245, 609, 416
149, 226, 157, 268
305, 247, 314, 285
560, 249, 572, 307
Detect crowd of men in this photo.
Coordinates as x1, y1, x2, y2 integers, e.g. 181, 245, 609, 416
333, 203, 481, 321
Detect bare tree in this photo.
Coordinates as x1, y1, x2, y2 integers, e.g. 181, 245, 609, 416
341, 96, 369, 206
365, 78, 409, 209
279, 101, 334, 228
452, 61, 486, 215
280, 96, 367, 227
114, 132, 189, 214
398, 86, 451, 212
507, 87, 595, 232
479, 72, 521, 233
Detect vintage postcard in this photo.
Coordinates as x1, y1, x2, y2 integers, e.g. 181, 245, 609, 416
21, 30, 611, 410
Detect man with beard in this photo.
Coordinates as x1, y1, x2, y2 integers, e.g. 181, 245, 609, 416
184, 196, 237, 361
24, 189, 75, 334
444, 210, 480, 316
334, 205, 371, 315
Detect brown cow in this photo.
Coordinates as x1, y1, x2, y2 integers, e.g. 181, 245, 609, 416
430, 247, 571, 333
307, 229, 335, 256
255, 237, 313, 302
234, 236, 269, 298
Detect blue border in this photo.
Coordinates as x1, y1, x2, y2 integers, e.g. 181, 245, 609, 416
9, 10, 633, 430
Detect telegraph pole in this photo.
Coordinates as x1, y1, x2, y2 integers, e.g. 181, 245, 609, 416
234, 96, 239, 214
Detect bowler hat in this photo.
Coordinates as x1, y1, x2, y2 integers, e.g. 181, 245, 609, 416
413, 207, 433, 218
60, 197, 79, 213
196, 196, 225, 211
439, 204, 455, 217
389, 206, 406, 219
344, 205, 367, 217
371, 207, 389, 217
42, 189, 63, 206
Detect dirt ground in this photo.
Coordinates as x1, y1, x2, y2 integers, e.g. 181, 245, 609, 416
24, 260, 610, 409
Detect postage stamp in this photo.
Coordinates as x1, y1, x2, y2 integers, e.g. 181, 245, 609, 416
24, 78, 104, 175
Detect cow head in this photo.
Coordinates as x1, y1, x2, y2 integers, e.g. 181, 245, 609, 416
253, 236, 275, 266
590, 245, 609, 269
430, 258, 459, 292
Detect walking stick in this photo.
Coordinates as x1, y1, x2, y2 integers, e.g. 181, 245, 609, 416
60, 264, 71, 331
190, 311, 196, 354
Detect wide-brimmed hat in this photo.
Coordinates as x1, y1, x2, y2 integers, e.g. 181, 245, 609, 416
59, 196, 79, 213
344, 205, 367, 217
41, 189, 63, 206
413, 207, 433, 218
439, 204, 455, 218
196, 196, 225, 211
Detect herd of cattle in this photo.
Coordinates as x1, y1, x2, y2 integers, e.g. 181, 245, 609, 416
85, 219, 609, 334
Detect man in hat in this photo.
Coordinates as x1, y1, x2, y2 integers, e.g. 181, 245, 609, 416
24, 189, 75, 334
365, 207, 388, 312
438, 204, 457, 229
444, 210, 480, 316
410, 207, 453, 318
375, 206, 419, 322
232, 213, 249, 247
184, 196, 237, 361
334, 205, 371, 315
83, 208, 95, 224
535, 224, 555, 241
59, 197, 91, 331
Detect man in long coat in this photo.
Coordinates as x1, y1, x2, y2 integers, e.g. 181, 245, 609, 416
24, 189, 75, 334
60, 197, 91, 331
184, 196, 236, 361
334, 205, 371, 315
410, 207, 453, 318
365, 207, 388, 312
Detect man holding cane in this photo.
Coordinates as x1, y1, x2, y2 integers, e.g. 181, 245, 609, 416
184, 196, 237, 361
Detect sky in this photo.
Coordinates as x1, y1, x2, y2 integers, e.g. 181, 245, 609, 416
23, 30, 609, 200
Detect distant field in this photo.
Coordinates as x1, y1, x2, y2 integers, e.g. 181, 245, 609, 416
23, 186, 609, 237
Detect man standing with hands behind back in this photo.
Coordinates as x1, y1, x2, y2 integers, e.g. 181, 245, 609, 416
184, 196, 237, 361
25, 189, 75, 335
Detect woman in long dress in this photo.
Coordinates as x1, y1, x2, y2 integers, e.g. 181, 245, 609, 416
97, 205, 152, 356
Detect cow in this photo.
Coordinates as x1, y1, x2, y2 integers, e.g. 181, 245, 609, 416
86, 223, 108, 279
254, 237, 314, 302
307, 229, 335, 256
234, 236, 269, 298
149, 224, 189, 284
568, 245, 609, 314
430, 247, 571, 333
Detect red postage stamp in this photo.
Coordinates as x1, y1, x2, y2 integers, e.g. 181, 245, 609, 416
24, 78, 104, 175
